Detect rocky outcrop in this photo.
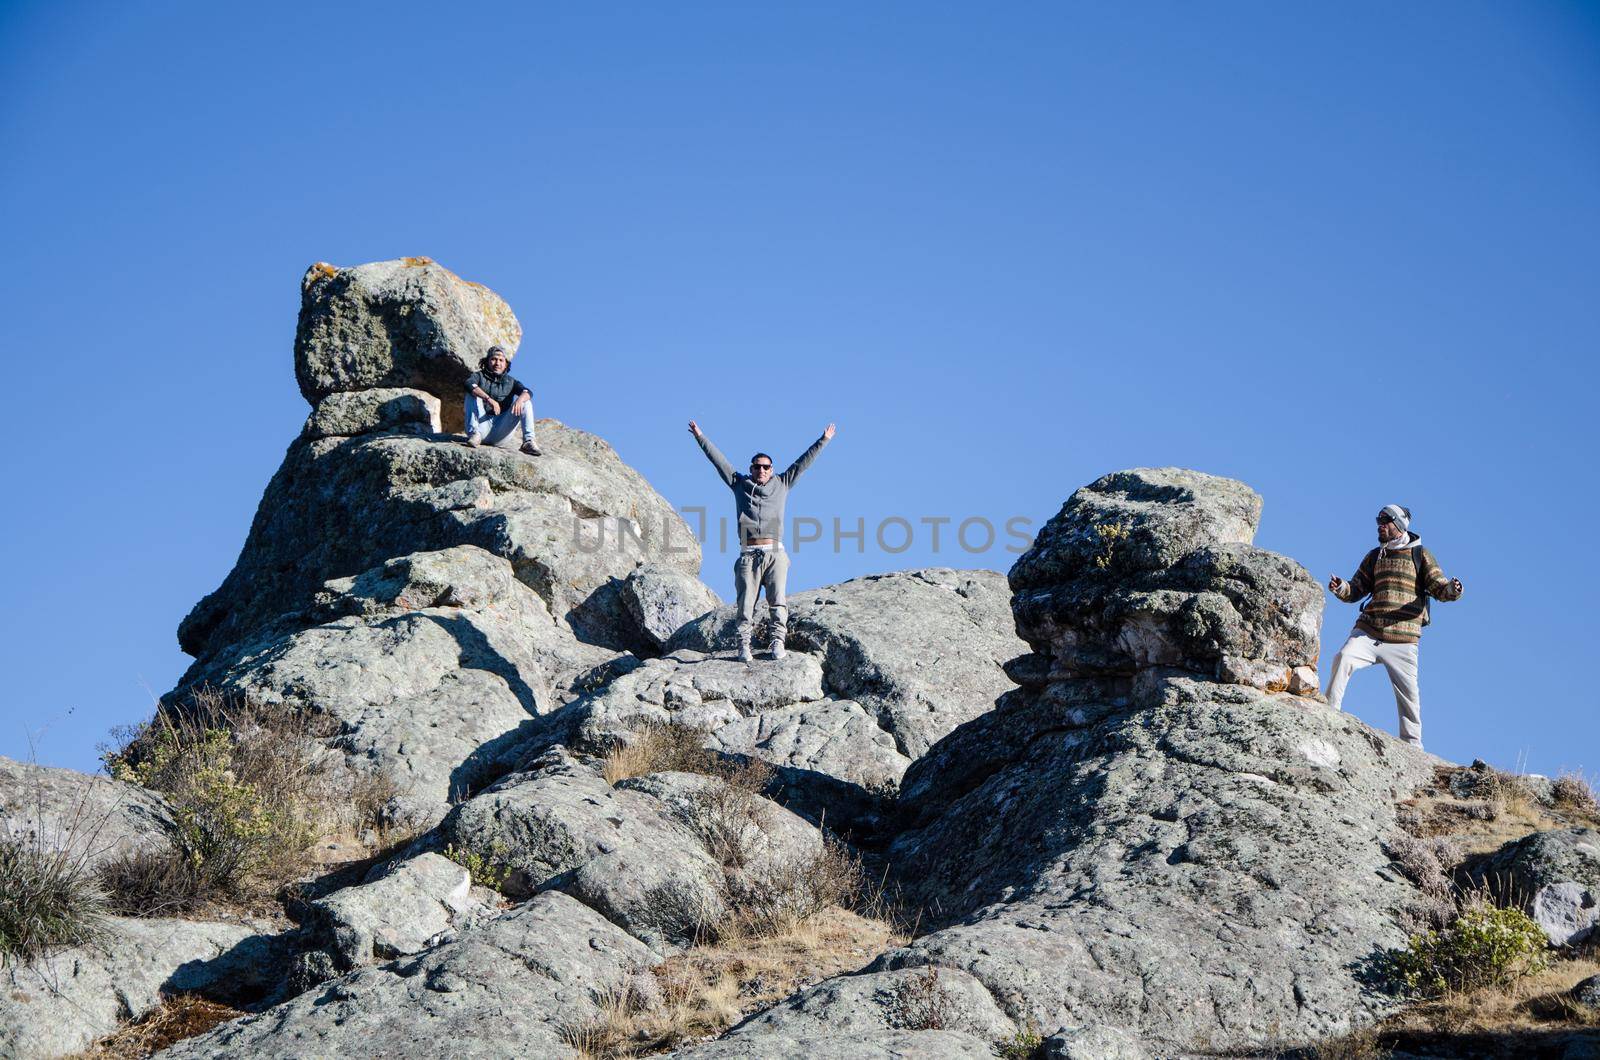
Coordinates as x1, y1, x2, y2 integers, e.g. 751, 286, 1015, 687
0, 757, 175, 870
0, 916, 277, 1058
860, 468, 1433, 1053
519, 651, 907, 830
180, 546, 623, 825
177, 423, 701, 661
293, 258, 521, 433
158, 892, 657, 1059
1467, 827, 1600, 946
669, 568, 1025, 759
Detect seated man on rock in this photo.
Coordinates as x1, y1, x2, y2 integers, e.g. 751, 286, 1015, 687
1324, 504, 1463, 750
462, 345, 539, 455
689, 419, 834, 663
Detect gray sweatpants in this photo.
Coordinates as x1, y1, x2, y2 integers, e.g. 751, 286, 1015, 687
735, 545, 788, 645
1324, 629, 1423, 748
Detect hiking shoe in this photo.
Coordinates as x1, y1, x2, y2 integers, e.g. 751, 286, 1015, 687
464, 433, 483, 448
520, 440, 541, 456
737, 641, 753, 664
770, 639, 786, 661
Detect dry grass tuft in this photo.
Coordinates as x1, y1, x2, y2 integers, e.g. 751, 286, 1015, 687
0, 830, 108, 964
72, 994, 245, 1058
601, 722, 717, 786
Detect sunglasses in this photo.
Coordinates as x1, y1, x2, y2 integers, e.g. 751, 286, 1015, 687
751, 464, 772, 471
1376, 515, 1394, 524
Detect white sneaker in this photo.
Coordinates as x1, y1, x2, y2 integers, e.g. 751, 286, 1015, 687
771, 639, 786, 661
465, 433, 483, 448
738, 641, 753, 663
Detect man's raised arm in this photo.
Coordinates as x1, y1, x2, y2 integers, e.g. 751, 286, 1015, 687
780, 423, 835, 487
688, 420, 736, 487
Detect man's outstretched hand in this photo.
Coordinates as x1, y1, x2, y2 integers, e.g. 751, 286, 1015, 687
822, 422, 836, 441
1327, 575, 1344, 593
688, 420, 702, 438
1450, 577, 1463, 594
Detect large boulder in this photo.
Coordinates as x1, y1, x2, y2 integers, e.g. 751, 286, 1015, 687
177, 546, 624, 826
0, 916, 275, 1059
619, 563, 722, 652
177, 423, 700, 661
158, 891, 658, 1060
293, 258, 521, 432
1466, 827, 1600, 946
668, 568, 1025, 758
303, 852, 491, 973
1007, 468, 1321, 692
0, 757, 175, 871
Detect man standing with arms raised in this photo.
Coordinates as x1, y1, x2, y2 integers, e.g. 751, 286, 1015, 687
1324, 504, 1464, 750
689, 420, 835, 663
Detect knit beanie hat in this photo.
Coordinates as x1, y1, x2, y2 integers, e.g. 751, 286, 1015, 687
1379, 504, 1411, 533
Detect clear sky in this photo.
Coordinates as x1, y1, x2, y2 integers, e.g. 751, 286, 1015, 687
2, 2, 1596, 777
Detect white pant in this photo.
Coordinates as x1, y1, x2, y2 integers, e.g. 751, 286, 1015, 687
1323, 629, 1423, 748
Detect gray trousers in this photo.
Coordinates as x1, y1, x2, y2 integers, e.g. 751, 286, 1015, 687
1324, 629, 1423, 748
735, 546, 789, 644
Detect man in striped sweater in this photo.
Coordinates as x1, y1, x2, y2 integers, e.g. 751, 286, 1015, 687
1324, 504, 1463, 750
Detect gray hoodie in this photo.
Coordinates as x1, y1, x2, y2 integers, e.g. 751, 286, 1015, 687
696, 431, 829, 543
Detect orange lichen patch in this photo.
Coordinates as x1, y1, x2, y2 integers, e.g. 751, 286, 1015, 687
307, 261, 339, 281
401, 256, 434, 267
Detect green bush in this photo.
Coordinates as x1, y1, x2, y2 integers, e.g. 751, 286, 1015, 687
444, 841, 512, 892
103, 691, 346, 898
1388, 901, 1550, 997
0, 831, 107, 964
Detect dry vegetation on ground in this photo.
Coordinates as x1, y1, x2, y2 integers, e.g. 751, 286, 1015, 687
1398, 763, 1600, 856
68, 995, 246, 1059
560, 906, 900, 1057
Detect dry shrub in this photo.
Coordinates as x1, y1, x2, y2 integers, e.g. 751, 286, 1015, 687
712, 835, 868, 943
888, 964, 954, 1030
76, 993, 244, 1058
97, 846, 205, 918
601, 721, 715, 786
1553, 772, 1599, 815
689, 757, 775, 872
102, 688, 361, 901
0, 829, 108, 964
1385, 833, 1461, 903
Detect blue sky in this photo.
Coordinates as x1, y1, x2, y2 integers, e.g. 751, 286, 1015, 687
2, 1, 1596, 777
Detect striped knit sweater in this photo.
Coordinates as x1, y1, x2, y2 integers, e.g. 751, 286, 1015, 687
1333, 534, 1461, 644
